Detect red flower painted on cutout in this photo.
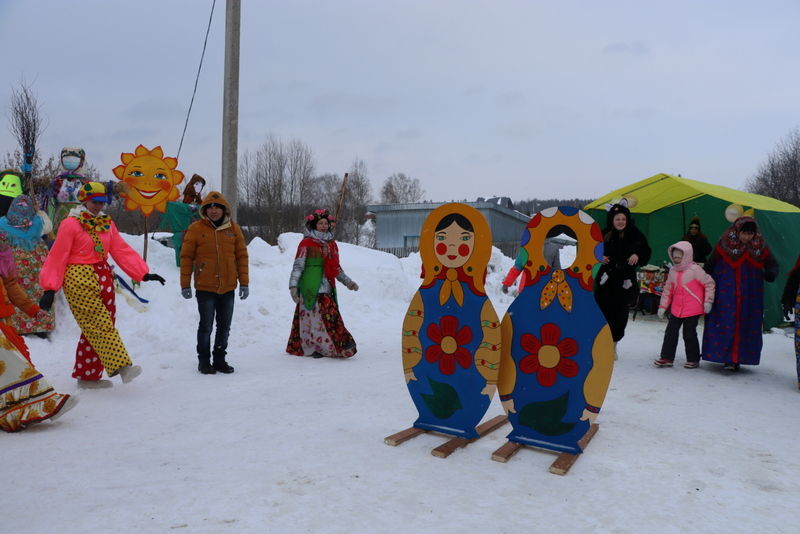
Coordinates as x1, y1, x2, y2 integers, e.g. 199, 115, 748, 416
425, 315, 473, 375
519, 323, 579, 387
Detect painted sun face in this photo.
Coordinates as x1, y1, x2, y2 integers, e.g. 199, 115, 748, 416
434, 222, 474, 269
113, 144, 184, 215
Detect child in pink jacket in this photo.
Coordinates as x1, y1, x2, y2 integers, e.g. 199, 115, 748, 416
654, 241, 715, 368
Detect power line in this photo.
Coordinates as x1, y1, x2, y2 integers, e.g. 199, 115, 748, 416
177, 0, 217, 159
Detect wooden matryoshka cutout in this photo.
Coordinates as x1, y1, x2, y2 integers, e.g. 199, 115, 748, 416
402, 203, 501, 438
498, 206, 614, 453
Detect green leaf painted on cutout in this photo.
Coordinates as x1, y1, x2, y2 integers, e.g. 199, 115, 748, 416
518, 392, 577, 436
421, 377, 463, 419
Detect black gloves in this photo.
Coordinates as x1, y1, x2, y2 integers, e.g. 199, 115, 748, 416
39, 290, 55, 311
143, 273, 166, 285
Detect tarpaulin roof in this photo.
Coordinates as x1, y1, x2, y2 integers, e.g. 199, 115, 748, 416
585, 173, 800, 214
585, 173, 800, 329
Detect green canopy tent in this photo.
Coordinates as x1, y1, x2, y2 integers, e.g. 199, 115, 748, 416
585, 173, 800, 329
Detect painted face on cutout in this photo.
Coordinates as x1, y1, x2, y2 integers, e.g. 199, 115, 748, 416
612, 213, 627, 231
434, 221, 474, 269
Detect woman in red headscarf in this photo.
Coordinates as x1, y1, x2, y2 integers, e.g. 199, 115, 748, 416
286, 209, 358, 358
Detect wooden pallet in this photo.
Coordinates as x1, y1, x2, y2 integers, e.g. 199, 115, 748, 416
491, 423, 599, 476
384, 415, 509, 458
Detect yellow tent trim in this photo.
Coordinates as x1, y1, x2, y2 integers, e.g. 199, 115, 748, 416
584, 173, 800, 214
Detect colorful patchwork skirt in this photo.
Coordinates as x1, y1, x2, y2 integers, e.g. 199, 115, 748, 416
286, 293, 356, 358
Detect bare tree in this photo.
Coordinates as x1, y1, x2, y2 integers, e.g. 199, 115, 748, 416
380, 172, 425, 204
746, 128, 800, 208
237, 135, 316, 242
334, 158, 373, 244
7, 80, 47, 193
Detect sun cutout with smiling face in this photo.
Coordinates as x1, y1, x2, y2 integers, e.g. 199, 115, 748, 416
112, 145, 184, 215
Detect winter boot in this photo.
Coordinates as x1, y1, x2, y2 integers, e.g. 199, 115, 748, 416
118, 365, 142, 384
198, 354, 216, 374
212, 360, 234, 373
198, 361, 216, 374
77, 379, 113, 389
50, 395, 80, 421
212, 349, 234, 373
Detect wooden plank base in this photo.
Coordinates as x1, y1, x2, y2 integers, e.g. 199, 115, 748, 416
385, 415, 509, 457
384, 427, 428, 446
431, 415, 508, 458
490, 423, 600, 476
491, 440, 523, 463
549, 423, 599, 475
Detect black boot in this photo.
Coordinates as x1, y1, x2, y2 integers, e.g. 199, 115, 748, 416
212, 348, 234, 373
198, 355, 216, 375
212, 360, 234, 373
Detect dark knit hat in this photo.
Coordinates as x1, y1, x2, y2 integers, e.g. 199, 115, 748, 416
688, 216, 701, 230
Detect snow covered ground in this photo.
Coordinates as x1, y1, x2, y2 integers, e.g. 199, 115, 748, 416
4, 233, 799, 534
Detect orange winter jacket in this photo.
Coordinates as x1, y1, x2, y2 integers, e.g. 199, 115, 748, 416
180, 191, 249, 294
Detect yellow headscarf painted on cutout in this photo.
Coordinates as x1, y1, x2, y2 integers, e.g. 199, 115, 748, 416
420, 203, 492, 296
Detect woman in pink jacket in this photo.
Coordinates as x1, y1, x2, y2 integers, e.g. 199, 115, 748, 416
38, 182, 164, 388
654, 241, 715, 369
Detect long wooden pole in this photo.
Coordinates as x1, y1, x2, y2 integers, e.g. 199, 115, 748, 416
221, 0, 240, 220
333, 172, 349, 237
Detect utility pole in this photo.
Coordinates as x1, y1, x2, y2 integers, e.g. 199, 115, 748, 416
221, 0, 240, 220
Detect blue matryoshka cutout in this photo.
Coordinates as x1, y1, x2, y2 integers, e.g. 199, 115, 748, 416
402, 203, 501, 439
498, 206, 614, 453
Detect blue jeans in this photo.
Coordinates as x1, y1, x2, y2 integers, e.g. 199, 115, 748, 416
196, 290, 235, 363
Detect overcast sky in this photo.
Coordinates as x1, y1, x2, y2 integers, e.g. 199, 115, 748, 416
1, 0, 799, 204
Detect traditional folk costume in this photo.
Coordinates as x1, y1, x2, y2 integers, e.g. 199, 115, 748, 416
287, 209, 358, 358
40, 183, 159, 385
701, 217, 778, 368
46, 147, 90, 234
0, 195, 56, 335
0, 249, 76, 431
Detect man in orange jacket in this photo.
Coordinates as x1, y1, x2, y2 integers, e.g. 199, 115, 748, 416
180, 191, 249, 374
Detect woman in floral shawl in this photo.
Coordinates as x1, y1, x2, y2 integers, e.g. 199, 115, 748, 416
286, 209, 359, 358
0, 195, 55, 336
701, 216, 778, 370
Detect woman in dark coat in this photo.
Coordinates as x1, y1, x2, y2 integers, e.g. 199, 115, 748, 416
681, 216, 712, 265
594, 203, 651, 356
701, 217, 778, 370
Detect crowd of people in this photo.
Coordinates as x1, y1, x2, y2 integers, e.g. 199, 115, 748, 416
592, 203, 795, 387
2, 169, 797, 434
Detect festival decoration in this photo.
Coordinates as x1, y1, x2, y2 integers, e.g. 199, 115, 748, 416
493, 206, 614, 469
113, 145, 184, 215
385, 203, 507, 455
